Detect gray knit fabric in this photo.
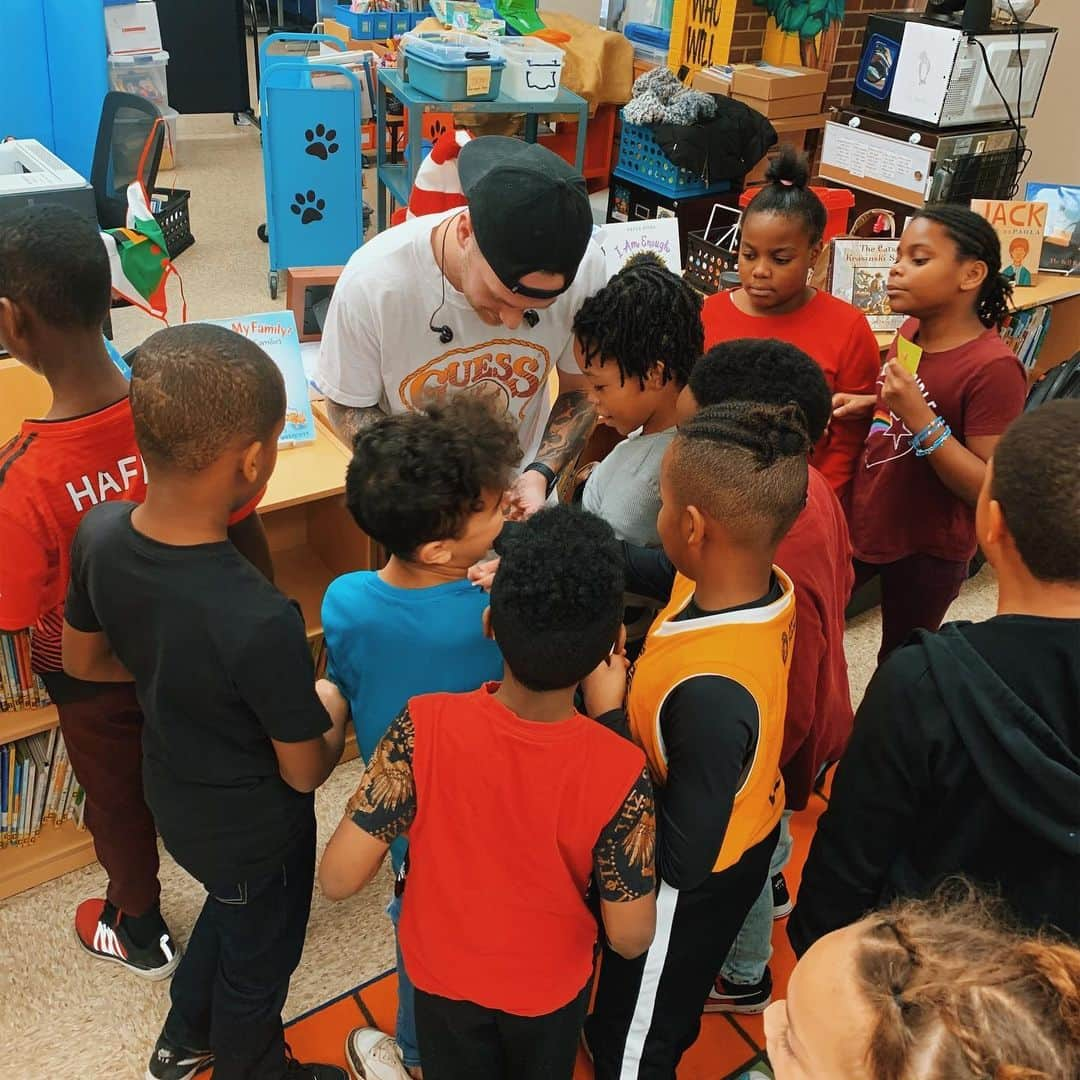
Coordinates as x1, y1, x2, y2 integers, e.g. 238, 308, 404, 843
622, 66, 717, 126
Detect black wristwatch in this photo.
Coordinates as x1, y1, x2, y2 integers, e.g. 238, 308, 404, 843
523, 461, 558, 497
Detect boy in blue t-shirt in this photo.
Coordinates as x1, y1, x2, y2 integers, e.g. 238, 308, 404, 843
321, 394, 522, 1080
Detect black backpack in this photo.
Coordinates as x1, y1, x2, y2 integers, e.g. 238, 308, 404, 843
1026, 352, 1080, 410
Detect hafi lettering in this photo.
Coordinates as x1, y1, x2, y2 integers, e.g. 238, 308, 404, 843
66, 455, 146, 512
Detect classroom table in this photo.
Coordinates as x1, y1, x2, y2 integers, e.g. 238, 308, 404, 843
374, 67, 589, 232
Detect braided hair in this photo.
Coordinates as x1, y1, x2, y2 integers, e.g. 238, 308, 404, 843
855, 886, 1080, 1080
742, 146, 828, 245
671, 400, 810, 545
573, 253, 704, 387
913, 204, 1014, 329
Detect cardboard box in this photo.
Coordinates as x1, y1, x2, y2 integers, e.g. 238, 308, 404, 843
104, 2, 163, 55
731, 63, 828, 101
733, 92, 824, 120
691, 68, 733, 96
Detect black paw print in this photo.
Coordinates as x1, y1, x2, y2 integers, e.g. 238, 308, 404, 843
304, 124, 339, 160
429, 119, 448, 139
291, 190, 326, 225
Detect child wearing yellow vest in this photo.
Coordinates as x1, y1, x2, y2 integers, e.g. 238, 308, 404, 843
581, 400, 810, 1079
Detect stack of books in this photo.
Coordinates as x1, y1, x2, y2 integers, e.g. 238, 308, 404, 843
0, 631, 50, 711
1, 730, 85, 846
1000, 305, 1053, 371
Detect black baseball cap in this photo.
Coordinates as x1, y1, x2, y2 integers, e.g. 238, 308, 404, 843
458, 136, 593, 300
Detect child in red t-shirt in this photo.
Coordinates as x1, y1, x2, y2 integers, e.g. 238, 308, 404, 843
835, 205, 1027, 662
320, 506, 657, 1080
0, 205, 268, 979
700, 148, 880, 503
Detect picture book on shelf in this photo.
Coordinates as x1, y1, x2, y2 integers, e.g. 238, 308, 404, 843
828, 238, 905, 332
599, 218, 682, 278
1024, 182, 1080, 276
202, 311, 316, 448
970, 199, 1048, 287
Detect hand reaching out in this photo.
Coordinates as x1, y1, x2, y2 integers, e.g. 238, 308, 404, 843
582, 650, 630, 718
831, 391, 877, 421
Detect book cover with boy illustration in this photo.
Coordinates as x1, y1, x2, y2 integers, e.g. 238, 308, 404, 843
828, 238, 904, 331
203, 311, 316, 448
1024, 182, 1080, 275
970, 199, 1048, 287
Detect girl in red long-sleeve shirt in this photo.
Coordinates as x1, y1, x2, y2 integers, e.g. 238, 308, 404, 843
702, 148, 880, 505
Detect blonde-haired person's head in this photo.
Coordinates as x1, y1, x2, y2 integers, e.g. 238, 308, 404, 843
765, 885, 1080, 1079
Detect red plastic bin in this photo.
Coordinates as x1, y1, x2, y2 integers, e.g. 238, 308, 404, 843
738, 184, 854, 244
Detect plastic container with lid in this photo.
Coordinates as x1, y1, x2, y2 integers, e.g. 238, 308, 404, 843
497, 36, 564, 102
401, 31, 506, 101
739, 183, 854, 244
108, 50, 169, 108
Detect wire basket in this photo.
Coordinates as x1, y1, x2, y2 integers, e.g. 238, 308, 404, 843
616, 115, 729, 198
683, 203, 740, 294
151, 187, 194, 258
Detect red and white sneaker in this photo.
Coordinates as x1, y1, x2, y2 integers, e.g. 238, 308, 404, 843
75, 898, 181, 980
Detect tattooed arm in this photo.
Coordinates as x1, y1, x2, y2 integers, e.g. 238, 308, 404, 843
508, 370, 597, 519
325, 399, 387, 447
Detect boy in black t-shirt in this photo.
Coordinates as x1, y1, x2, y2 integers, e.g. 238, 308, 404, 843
63, 324, 349, 1080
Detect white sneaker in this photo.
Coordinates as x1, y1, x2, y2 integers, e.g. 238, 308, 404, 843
345, 1028, 413, 1080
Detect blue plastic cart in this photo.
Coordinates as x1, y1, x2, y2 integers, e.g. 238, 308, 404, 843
258, 33, 374, 298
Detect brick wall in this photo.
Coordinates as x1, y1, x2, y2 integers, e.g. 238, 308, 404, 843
728, 0, 770, 65
825, 0, 927, 112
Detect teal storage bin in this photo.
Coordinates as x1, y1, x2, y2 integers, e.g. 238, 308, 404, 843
390, 12, 412, 34
333, 5, 392, 39
402, 32, 505, 101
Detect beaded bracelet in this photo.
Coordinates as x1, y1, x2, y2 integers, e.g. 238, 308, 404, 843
912, 416, 945, 448
915, 426, 952, 457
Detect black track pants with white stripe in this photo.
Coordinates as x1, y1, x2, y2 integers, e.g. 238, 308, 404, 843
585, 825, 779, 1080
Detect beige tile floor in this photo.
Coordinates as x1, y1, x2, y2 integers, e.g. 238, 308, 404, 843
0, 111, 1000, 1078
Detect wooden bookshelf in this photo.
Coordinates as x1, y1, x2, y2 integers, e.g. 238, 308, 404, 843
0, 364, 374, 900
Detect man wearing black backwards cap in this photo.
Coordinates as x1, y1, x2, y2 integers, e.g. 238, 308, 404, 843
315, 136, 604, 516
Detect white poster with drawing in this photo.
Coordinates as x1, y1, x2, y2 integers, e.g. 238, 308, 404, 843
887, 22, 962, 124
599, 218, 682, 278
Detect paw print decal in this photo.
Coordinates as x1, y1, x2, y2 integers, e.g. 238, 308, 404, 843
428, 119, 448, 139
304, 124, 339, 160
291, 190, 326, 225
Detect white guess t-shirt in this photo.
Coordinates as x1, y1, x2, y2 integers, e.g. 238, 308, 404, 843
315, 209, 606, 464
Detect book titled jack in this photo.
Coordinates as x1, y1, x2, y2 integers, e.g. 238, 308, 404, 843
203, 311, 316, 448
970, 199, 1047, 288
828, 238, 904, 332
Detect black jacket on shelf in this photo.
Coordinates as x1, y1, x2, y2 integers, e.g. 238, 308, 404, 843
789, 616, 1080, 955
648, 96, 778, 185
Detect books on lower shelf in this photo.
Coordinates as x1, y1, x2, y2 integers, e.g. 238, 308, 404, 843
1001, 304, 1053, 371
1, 729, 85, 847
0, 631, 50, 711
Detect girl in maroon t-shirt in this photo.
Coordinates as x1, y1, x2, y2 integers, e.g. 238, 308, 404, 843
835, 205, 1027, 662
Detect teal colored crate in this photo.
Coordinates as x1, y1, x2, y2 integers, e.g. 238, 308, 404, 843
616, 114, 729, 198
390, 11, 412, 34
333, 5, 392, 38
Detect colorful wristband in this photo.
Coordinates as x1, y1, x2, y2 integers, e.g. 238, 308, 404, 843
912, 416, 945, 448
915, 426, 952, 457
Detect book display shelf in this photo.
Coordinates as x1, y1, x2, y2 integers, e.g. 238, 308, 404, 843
0, 357, 373, 900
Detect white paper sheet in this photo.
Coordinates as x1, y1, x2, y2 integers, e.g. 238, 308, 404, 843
887, 22, 962, 124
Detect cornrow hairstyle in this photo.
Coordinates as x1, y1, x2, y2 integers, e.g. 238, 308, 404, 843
130, 324, 285, 472
990, 400, 1080, 584
670, 400, 810, 546
490, 505, 624, 692
573, 252, 704, 388
0, 204, 112, 329
913, 204, 1014, 329
742, 145, 828, 246
688, 338, 831, 444
855, 885, 1080, 1080
345, 393, 522, 559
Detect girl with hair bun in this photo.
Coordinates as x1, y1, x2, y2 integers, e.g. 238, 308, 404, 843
767, 889, 1080, 1080
840, 205, 1027, 662
701, 146, 881, 504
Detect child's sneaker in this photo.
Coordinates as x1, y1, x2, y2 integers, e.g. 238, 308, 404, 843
144, 1034, 212, 1080
76, 898, 181, 980
703, 968, 773, 1014
771, 873, 793, 919
345, 1027, 414, 1080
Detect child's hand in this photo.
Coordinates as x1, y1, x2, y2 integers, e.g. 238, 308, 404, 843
316, 678, 349, 733
468, 556, 500, 592
880, 359, 934, 431
582, 652, 630, 718
506, 469, 549, 521
831, 391, 877, 421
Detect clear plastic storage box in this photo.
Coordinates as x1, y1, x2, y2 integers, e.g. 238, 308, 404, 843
108, 50, 169, 108
402, 31, 505, 101
496, 36, 564, 102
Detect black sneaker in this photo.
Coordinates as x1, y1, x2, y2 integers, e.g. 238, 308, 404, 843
286, 1054, 348, 1079
76, 898, 181, 980
771, 873, 793, 919
703, 967, 773, 1014
144, 1034, 212, 1080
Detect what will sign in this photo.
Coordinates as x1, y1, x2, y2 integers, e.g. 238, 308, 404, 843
668, 0, 737, 79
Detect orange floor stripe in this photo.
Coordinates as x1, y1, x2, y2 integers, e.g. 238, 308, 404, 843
202, 798, 828, 1079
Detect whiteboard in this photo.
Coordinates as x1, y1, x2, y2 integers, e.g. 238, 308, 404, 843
820, 122, 933, 203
